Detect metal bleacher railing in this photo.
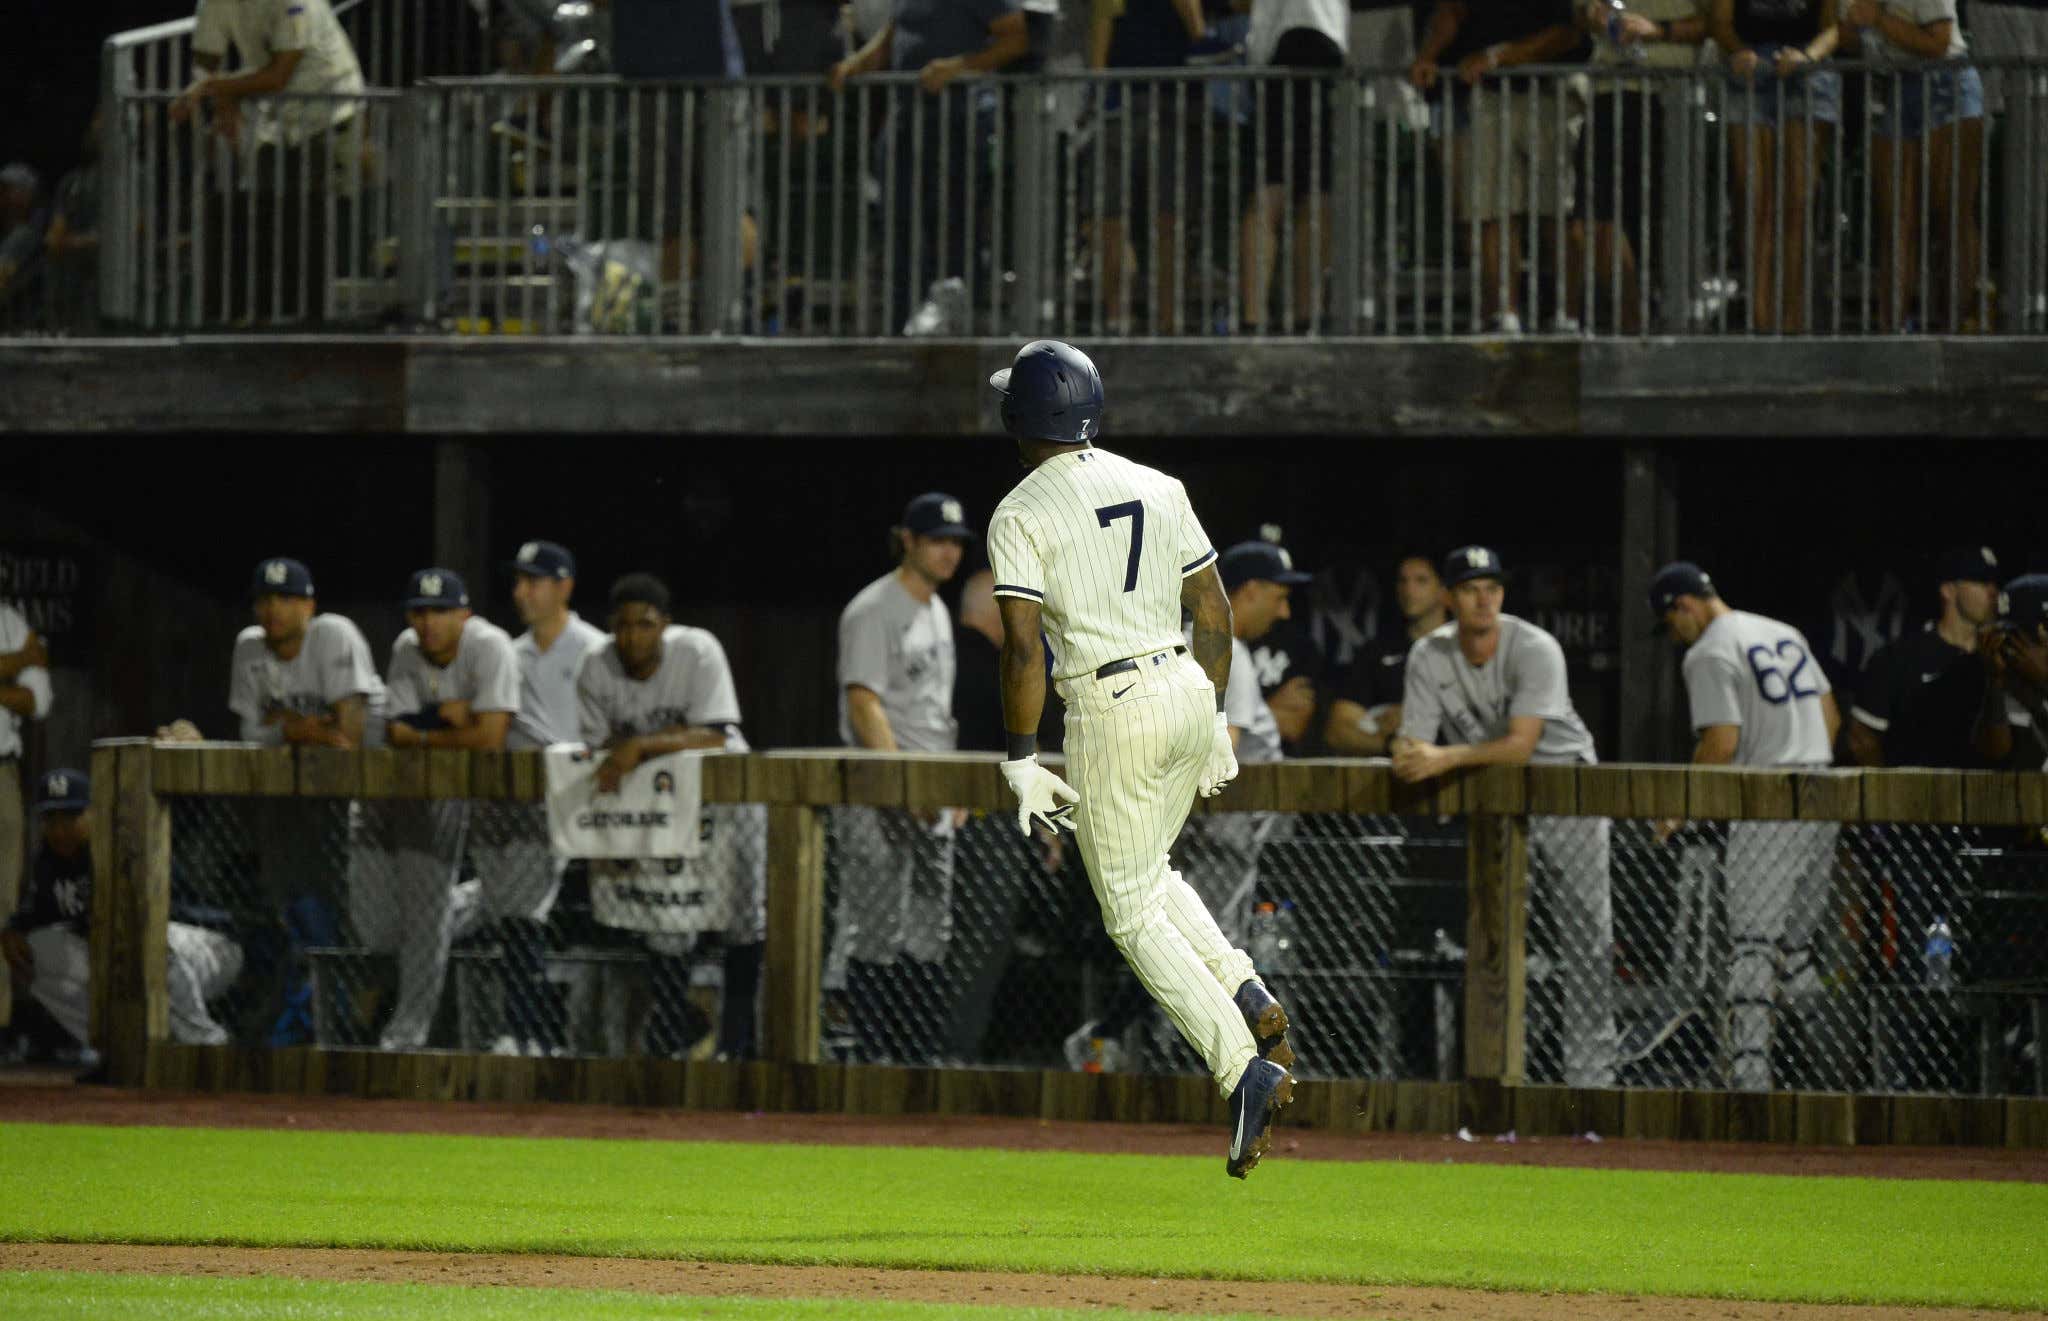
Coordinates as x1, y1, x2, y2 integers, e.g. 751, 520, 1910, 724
87, 742, 2048, 1139
87, 2, 2048, 340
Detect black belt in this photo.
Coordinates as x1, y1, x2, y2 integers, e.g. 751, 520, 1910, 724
1095, 645, 1186, 679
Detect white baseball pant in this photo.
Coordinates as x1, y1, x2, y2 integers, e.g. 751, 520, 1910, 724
347, 800, 482, 1050
1724, 819, 1839, 1091
1058, 648, 1259, 1098
24, 921, 242, 1049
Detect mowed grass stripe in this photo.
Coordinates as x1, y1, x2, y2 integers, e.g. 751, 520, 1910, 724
2, 1123, 2042, 1310
0, 1271, 1280, 1321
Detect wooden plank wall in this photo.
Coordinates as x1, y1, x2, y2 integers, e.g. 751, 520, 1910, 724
101, 743, 2048, 1147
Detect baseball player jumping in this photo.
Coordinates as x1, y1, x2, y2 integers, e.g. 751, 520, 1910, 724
1652, 562, 1841, 1092
985, 339, 1294, 1180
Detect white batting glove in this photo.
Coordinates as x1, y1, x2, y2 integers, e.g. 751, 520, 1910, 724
1196, 711, 1239, 798
1000, 755, 1079, 837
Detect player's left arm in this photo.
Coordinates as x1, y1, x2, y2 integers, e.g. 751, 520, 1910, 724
1691, 723, 1740, 764
1183, 566, 1233, 712
1395, 715, 1543, 781
997, 596, 1050, 760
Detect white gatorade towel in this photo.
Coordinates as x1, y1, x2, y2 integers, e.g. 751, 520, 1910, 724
544, 743, 706, 860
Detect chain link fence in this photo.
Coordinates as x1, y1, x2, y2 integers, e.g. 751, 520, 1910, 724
167, 794, 767, 1060
164, 791, 2047, 1097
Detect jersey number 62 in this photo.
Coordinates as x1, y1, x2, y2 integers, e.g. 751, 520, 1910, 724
1745, 640, 1821, 705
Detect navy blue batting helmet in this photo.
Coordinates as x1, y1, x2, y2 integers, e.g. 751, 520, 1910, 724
989, 340, 1104, 444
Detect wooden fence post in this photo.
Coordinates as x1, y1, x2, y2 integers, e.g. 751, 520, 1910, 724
1464, 810, 1529, 1086
762, 802, 825, 1064
88, 740, 169, 1086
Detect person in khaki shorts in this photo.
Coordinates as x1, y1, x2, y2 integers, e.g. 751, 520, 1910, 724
1412, 0, 1589, 333
0, 604, 53, 1030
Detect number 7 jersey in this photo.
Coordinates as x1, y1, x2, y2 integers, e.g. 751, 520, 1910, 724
1681, 609, 1835, 767
987, 447, 1218, 682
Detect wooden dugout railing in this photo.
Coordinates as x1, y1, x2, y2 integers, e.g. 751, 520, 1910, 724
86, 740, 2048, 1147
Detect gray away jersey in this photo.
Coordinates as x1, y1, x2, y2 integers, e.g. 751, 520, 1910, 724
1682, 609, 1835, 767
578, 625, 745, 746
229, 613, 383, 744
987, 447, 1216, 681
1399, 614, 1597, 765
510, 612, 608, 749
386, 615, 520, 718
837, 573, 957, 751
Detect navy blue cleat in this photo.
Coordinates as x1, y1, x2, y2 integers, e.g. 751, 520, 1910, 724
1234, 979, 1294, 1069
1225, 1057, 1294, 1179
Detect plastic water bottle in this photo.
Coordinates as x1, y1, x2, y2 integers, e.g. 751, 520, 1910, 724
1924, 918, 1956, 990
1248, 902, 1281, 974
1273, 899, 1303, 972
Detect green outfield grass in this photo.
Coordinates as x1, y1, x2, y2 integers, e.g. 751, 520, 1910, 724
2, 1123, 2044, 1310
0, 1271, 1277, 1321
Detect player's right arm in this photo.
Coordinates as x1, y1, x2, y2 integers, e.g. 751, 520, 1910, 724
1684, 647, 1744, 763
844, 686, 898, 750
1182, 566, 1232, 712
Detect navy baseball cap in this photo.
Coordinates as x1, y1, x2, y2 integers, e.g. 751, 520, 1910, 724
403, 567, 471, 609
1997, 574, 2048, 632
508, 540, 576, 580
1220, 541, 1313, 592
251, 557, 315, 598
1648, 561, 1716, 616
902, 492, 973, 539
35, 767, 90, 813
1442, 545, 1507, 588
1935, 545, 2000, 585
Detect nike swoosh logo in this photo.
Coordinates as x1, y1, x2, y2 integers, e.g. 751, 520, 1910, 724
1231, 1096, 1248, 1161
1112, 685, 1134, 699
1381, 655, 1402, 666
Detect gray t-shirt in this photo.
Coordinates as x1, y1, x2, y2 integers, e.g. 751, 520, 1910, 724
1399, 614, 1597, 765
386, 615, 520, 719
837, 572, 958, 751
509, 612, 608, 750
228, 612, 383, 744
1682, 609, 1835, 767
578, 625, 745, 745
890, 0, 1019, 71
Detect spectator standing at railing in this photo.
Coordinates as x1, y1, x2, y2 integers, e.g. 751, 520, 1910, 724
1410, 0, 1590, 334
1976, 574, 2048, 770
1391, 546, 1616, 1087
1570, 0, 1708, 332
479, 540, 607, 1057
1841, 0, 1987, 332
1088, 0, 1207, 334
1961, 0, 2046, 329
0, 164, 48, 325
356, 569, 516, 1051
1847, 546, 2003, 768
43, 111, 103, 335
1650, 561, 1841, 1092
828, 0, 1031, 333
831, 494, 971, 1063
1710, 0, 1840, 333
1237, 0, 1348, 333
171, 0, 367, 324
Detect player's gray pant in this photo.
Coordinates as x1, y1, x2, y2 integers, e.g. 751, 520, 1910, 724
25, 921, 242, 1049
1529, 814, 1618, 1088
713, 804, 768, 946
828, 806, 955, 966
347, 800, 482, 1050
471, 802, 562, 923
1723, 820, 1839, 1091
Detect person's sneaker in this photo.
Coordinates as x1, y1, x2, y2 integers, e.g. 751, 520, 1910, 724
1062, 1020, 1124, 1074
1233, 980, 1294, 1069
1225, 1058, 1294, 1179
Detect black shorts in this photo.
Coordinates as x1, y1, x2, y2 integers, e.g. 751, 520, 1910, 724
1257, 27, 1344, 197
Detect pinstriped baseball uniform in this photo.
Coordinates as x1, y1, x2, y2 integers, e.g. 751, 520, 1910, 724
1400, 614, 1617, 1086
1681, 608, 1836, 1092
1182, 635, 1287, 933
988, 446, 1261, 1098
